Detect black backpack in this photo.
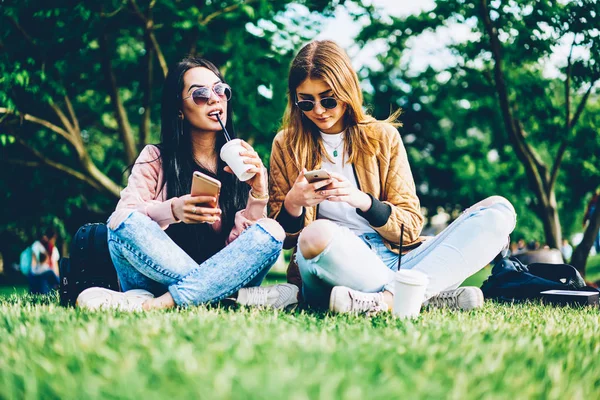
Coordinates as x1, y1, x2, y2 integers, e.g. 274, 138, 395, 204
481, 256, 596, 302
59, 223, 120, 306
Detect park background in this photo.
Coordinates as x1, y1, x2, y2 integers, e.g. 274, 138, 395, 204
2, 0, 599, 280
1, 1, 600, 399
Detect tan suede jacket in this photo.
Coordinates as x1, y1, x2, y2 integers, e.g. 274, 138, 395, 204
268, 122, 424, 288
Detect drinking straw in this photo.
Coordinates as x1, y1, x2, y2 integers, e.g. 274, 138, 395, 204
398, 223, 404, 270
212, 112, 231, 142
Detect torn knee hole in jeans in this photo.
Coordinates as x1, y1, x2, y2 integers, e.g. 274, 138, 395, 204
107, 209, 137, 231
297, 240, 335, 265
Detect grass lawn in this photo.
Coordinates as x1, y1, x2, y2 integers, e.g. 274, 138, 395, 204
1, 257, 599, 399
1, 296, 599, 398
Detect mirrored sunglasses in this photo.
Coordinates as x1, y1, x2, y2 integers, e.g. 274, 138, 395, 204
296, 97, 338, 112
183, 83, 232, 106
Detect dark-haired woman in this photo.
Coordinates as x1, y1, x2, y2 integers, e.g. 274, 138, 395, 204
77, 57, 297, 311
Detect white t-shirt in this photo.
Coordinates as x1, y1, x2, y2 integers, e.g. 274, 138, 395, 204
317, 131, 376, 235
31, 240, 60, 275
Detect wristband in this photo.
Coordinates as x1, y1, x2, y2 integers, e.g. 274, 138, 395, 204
250, 190, 269, 200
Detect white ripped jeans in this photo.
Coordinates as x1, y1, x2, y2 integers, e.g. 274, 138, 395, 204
296, 196, 517, 307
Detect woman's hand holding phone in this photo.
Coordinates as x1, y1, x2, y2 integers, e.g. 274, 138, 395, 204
317, 172, 372, 211
172, 195, 222, 224
283, 168, 334, 216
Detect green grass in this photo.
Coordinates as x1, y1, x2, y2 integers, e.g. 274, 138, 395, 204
586, 254, 600, 282
2, 260, 600, 399
1, 291, 600, 400
0, 285, 28, 297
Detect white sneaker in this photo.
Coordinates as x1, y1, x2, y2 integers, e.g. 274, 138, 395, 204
424, 287, 484, 311
76, 287, 154, 311
236, 283, 299, 310
329, 286, 389, 316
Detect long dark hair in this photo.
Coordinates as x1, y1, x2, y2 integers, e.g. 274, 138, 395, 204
157, 56, 249, 263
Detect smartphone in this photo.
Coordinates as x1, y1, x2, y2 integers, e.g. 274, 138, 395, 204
191, 171, 221, 207
305, 169, 331, 184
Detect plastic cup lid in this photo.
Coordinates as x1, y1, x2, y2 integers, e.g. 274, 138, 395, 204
395, 269, 429, 286
220, 138, 242, 157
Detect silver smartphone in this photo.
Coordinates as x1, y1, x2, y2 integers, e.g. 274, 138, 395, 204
305, 169, 331, 183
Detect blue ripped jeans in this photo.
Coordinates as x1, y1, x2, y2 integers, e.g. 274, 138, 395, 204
297, 196, 517, 306
107, 212, 282, 307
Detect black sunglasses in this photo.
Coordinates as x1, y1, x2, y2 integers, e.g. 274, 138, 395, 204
183, 83, 232, 106
295, 96, 338, 112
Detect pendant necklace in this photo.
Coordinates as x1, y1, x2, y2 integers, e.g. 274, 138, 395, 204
326, 136, 344, 158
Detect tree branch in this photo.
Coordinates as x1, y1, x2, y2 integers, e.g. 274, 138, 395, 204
514, 119, 546, 176
570, 80, 596, 130
49, 102, 76, 136
16, 138, 104, 192
479, 0, 562, 245
1, 107, 121, 197
548, 42, 575, 194
139, 0, 154, 147
1, 159, 41, 168
479, 0, 546, 193
565, 38, 574, 128
198, 0, 258, 26
8, 16, 37, 48
100, 2, 128, 18
99, 29, 137, 165
129, 0, 168, 77
571, 191, 600, 276
64, 94, 81, 134
0, 107, 72, 143
549, 79, 597, 192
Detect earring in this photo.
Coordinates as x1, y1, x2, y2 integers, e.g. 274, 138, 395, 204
177, 111, 184, 136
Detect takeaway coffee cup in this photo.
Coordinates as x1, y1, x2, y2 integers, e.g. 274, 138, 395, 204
220, 139, 256, 182
393, 270, 429, 319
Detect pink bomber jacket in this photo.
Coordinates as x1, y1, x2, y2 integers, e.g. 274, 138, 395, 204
108, 145, 267, 244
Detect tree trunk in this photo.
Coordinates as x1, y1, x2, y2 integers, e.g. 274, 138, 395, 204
571, 206, 600, 278
480, 0, 565, 252
99, 30, 137, 165
140, 26, 154, 148
538, 191, 562, 249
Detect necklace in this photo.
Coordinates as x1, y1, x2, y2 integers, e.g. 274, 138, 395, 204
323, 136, 344, 157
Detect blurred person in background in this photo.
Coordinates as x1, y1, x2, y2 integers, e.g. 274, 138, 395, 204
29, 227, 60, 294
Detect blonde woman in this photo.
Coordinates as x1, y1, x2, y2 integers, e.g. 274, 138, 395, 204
269, 40, 516, 314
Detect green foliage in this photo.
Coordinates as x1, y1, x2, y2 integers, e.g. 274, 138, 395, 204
0, 0, 345, 264
357, 0, 600, 244
1, 295, 600, 399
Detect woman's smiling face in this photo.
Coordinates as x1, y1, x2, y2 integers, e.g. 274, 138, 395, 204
296, 78, 347, 134
181, 67, 228, 134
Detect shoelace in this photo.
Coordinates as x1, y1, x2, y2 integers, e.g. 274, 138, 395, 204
350, 292, 385, 315
429, 291, 459, 308
242, 287, 269, 306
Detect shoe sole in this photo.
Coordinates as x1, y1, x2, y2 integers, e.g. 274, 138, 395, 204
76, 287, 115, 309
328, 287, 343, 313
459, 288, 485, 311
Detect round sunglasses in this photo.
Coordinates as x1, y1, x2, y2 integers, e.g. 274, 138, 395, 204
295, 97, 338, 112
183, 83, 232, 106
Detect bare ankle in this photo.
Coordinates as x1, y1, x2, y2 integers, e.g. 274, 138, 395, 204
142, 299, 153, 311
383, 290, 394, 311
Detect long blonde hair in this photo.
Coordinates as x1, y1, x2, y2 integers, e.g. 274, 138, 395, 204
281, 40, 401, 170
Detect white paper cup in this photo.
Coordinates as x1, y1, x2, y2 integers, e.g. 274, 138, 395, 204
220, 139, 256, 182
393, 270, 429, 319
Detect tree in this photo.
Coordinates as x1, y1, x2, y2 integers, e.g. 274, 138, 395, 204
355, 0, 600, 274
0, 0, 346, 263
